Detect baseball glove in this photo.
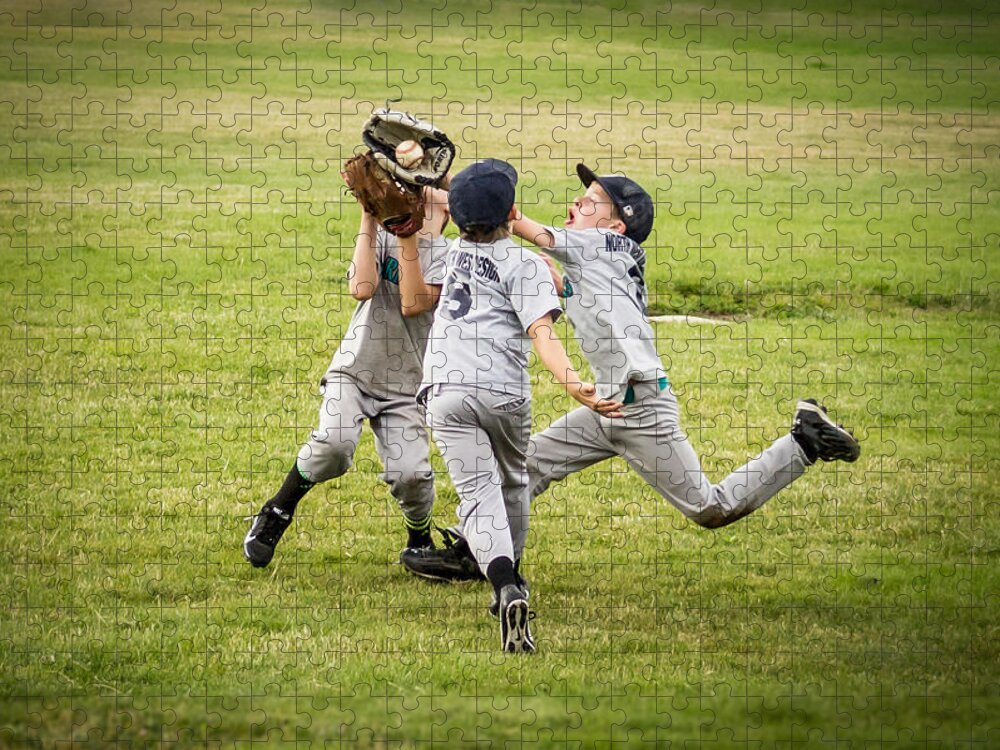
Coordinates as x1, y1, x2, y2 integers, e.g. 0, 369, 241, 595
342, 151, 425, 237
362, 109, 455, 187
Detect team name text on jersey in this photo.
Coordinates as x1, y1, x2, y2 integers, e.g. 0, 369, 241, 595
454, 251, 501, 283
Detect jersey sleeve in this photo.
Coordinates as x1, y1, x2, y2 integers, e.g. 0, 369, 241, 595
418, 234, 450, 286
537, 225, 602, 266
508, 251, 563, 332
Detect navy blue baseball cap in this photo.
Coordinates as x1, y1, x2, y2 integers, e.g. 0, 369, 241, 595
448, 159, 518, 229
576, 163, 654, 244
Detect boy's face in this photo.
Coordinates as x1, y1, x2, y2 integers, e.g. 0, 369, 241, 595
566, 183, 625, 234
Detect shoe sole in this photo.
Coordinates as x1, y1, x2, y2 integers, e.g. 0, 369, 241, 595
502, 598, 534, 653
400, 556, 484, 582
796, 400, 861, 462
490, 584, 530, 619
403, 567, 470, 582
401, 561, 482, 582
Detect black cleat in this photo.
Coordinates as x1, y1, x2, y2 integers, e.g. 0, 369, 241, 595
499, 584, 535, 653
399, 527, 485, 582
243, 503, 293, 568
398, 534, 435, 564
489, 573, 530, 619
792, 399, 861, 464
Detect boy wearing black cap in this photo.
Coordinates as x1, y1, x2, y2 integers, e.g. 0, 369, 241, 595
405, 159, 622, 653
509, 164, 860, 530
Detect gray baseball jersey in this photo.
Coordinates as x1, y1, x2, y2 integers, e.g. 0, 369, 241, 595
327, 228, 448, 398
419, 237, 562, 400
540, 225, 665, 398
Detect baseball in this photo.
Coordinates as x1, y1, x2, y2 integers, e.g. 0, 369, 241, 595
395, 139, 424, 168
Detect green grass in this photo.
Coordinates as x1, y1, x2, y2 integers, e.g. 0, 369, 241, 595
1, 0, 999, 747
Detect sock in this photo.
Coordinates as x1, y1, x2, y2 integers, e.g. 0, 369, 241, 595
404, 513, 433, 548
792, 431, 818, 464
268, 462, 315, 515
486, 556, 518, 598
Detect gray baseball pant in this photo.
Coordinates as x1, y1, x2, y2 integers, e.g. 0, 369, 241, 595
297, 374, 435, 523
423, 385, 531, 574
527, 382, 809, 528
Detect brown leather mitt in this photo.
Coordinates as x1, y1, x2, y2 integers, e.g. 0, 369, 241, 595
342, 151, 425, 238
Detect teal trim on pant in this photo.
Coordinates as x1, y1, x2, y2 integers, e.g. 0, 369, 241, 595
622, 376, 669, 405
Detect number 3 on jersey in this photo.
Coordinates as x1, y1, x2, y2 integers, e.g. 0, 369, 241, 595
445, 280, 472, 319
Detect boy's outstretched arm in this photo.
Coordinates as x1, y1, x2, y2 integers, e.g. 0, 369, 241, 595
528, 314, 623, 418
511, 208, 555, 250
348, 211, 380, 301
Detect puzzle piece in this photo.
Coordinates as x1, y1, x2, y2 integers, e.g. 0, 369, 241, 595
1, 0, 998, 745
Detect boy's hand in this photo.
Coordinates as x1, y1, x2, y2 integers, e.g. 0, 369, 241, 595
540, 255, 565, 297
568, 382, 624, 418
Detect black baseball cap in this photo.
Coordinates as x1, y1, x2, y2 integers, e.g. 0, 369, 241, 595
576, 163, 654, 243
448, 159, 518, 230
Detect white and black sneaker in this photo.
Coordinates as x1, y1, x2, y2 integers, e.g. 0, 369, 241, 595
792, 399, 861, 464
489, 573, 529, 619
243, 503, 293, 568
498, 584, 535, 654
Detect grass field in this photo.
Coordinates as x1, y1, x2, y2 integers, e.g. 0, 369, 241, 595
1, 1, 998, 747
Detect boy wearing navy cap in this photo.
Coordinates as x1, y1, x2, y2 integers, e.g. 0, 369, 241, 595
507, 164, 860, 530
403, 159, 622, 653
